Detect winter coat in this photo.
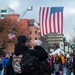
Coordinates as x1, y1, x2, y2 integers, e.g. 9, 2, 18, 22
65, 58, 73, 70
73, 55, 75, 69
2, 57, 9, 67
60, 55, 65, 65
54, 63, 60, 72
49, 57, 53, 67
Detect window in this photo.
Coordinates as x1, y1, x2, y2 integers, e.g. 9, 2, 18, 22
35, 31, 37, 34
35, 37, 37, 40
1, 10, 7, 13
29, 22, 34, 26
30, 31, 32, 34
1, 14, 5, 17
30, 38, 32, 40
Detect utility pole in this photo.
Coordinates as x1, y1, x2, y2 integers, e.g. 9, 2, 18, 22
68, 43, 69, 52
63, 37, 66, 53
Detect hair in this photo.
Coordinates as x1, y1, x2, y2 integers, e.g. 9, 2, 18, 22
16, 41, 26, 46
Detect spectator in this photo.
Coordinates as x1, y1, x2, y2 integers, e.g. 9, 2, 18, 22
5, 35, 48, 75
1, 53, 10, 75
54, 53, 61, 75
65, 54, 73, 75
73, 53, 75, 75
49, 55, 54, 74
2, 53, 10, 68
0, 56, 3, 75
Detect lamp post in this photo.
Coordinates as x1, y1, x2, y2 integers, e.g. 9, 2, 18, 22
18, 6, 33, 21
63, 37, 66, 53
12, 6, 33, 27
68, 43, 69, 52
17, 6, 33, 22
11, 6, 33, 34
71, 44, 75, 53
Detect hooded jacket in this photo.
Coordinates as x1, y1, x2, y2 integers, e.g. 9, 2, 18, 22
5, 45, 48, 75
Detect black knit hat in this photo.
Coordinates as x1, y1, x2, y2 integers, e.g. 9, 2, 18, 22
17, 35, 30, 43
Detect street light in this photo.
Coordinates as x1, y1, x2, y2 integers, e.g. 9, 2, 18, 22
12, 6, 33, 28
17, 6, 33, 22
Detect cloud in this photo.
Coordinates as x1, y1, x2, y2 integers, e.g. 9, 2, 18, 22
64, 7, 75, 15
9, 0, 19, 10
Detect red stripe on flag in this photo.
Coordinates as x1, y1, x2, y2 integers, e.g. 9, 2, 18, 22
49, 14, 52, 33
58, 12, 60, 33
45, 7, 49, 34
39, 8, 41, 26
53, 13, 56, 33
42, 7, 45, 36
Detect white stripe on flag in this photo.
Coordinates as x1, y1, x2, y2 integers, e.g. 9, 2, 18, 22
51, 14, 54, 33
55, 12, 58, 33
40, 8, 43, 36
59, 12, 62, 34
47, 8, 50, 33
43, 8, 46, 35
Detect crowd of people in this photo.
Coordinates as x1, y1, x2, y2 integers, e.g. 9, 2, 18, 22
49, 52, 73, 75
0, 35, 75, 75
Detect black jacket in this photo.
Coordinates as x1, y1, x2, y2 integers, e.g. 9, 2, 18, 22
5, 45, 48, 75
73, 55, 75, 69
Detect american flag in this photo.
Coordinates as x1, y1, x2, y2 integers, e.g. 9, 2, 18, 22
39, 7, 64, 36
8, 32, 16, 39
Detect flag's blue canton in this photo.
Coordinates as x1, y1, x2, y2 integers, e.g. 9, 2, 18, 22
50, 7, 64, 14
11, 32, 15, 35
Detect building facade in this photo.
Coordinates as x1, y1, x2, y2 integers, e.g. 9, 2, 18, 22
41, 33, 64, 52
28, 19, 40, 41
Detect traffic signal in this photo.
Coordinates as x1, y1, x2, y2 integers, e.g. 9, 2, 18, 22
64, 42, 67, 46
55, 43, 59, 48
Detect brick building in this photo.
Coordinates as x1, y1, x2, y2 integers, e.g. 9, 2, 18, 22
29, 26, 39, 40
18, 19, 29, 37
6, 14, 20, 20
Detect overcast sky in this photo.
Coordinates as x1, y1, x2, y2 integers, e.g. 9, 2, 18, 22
0, 0, 75, 40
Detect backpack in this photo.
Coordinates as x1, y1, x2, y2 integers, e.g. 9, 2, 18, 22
12, 53, 44, 75
41, 59, 51, 75
21, 52, 43, 74
12, 54, 23, 74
